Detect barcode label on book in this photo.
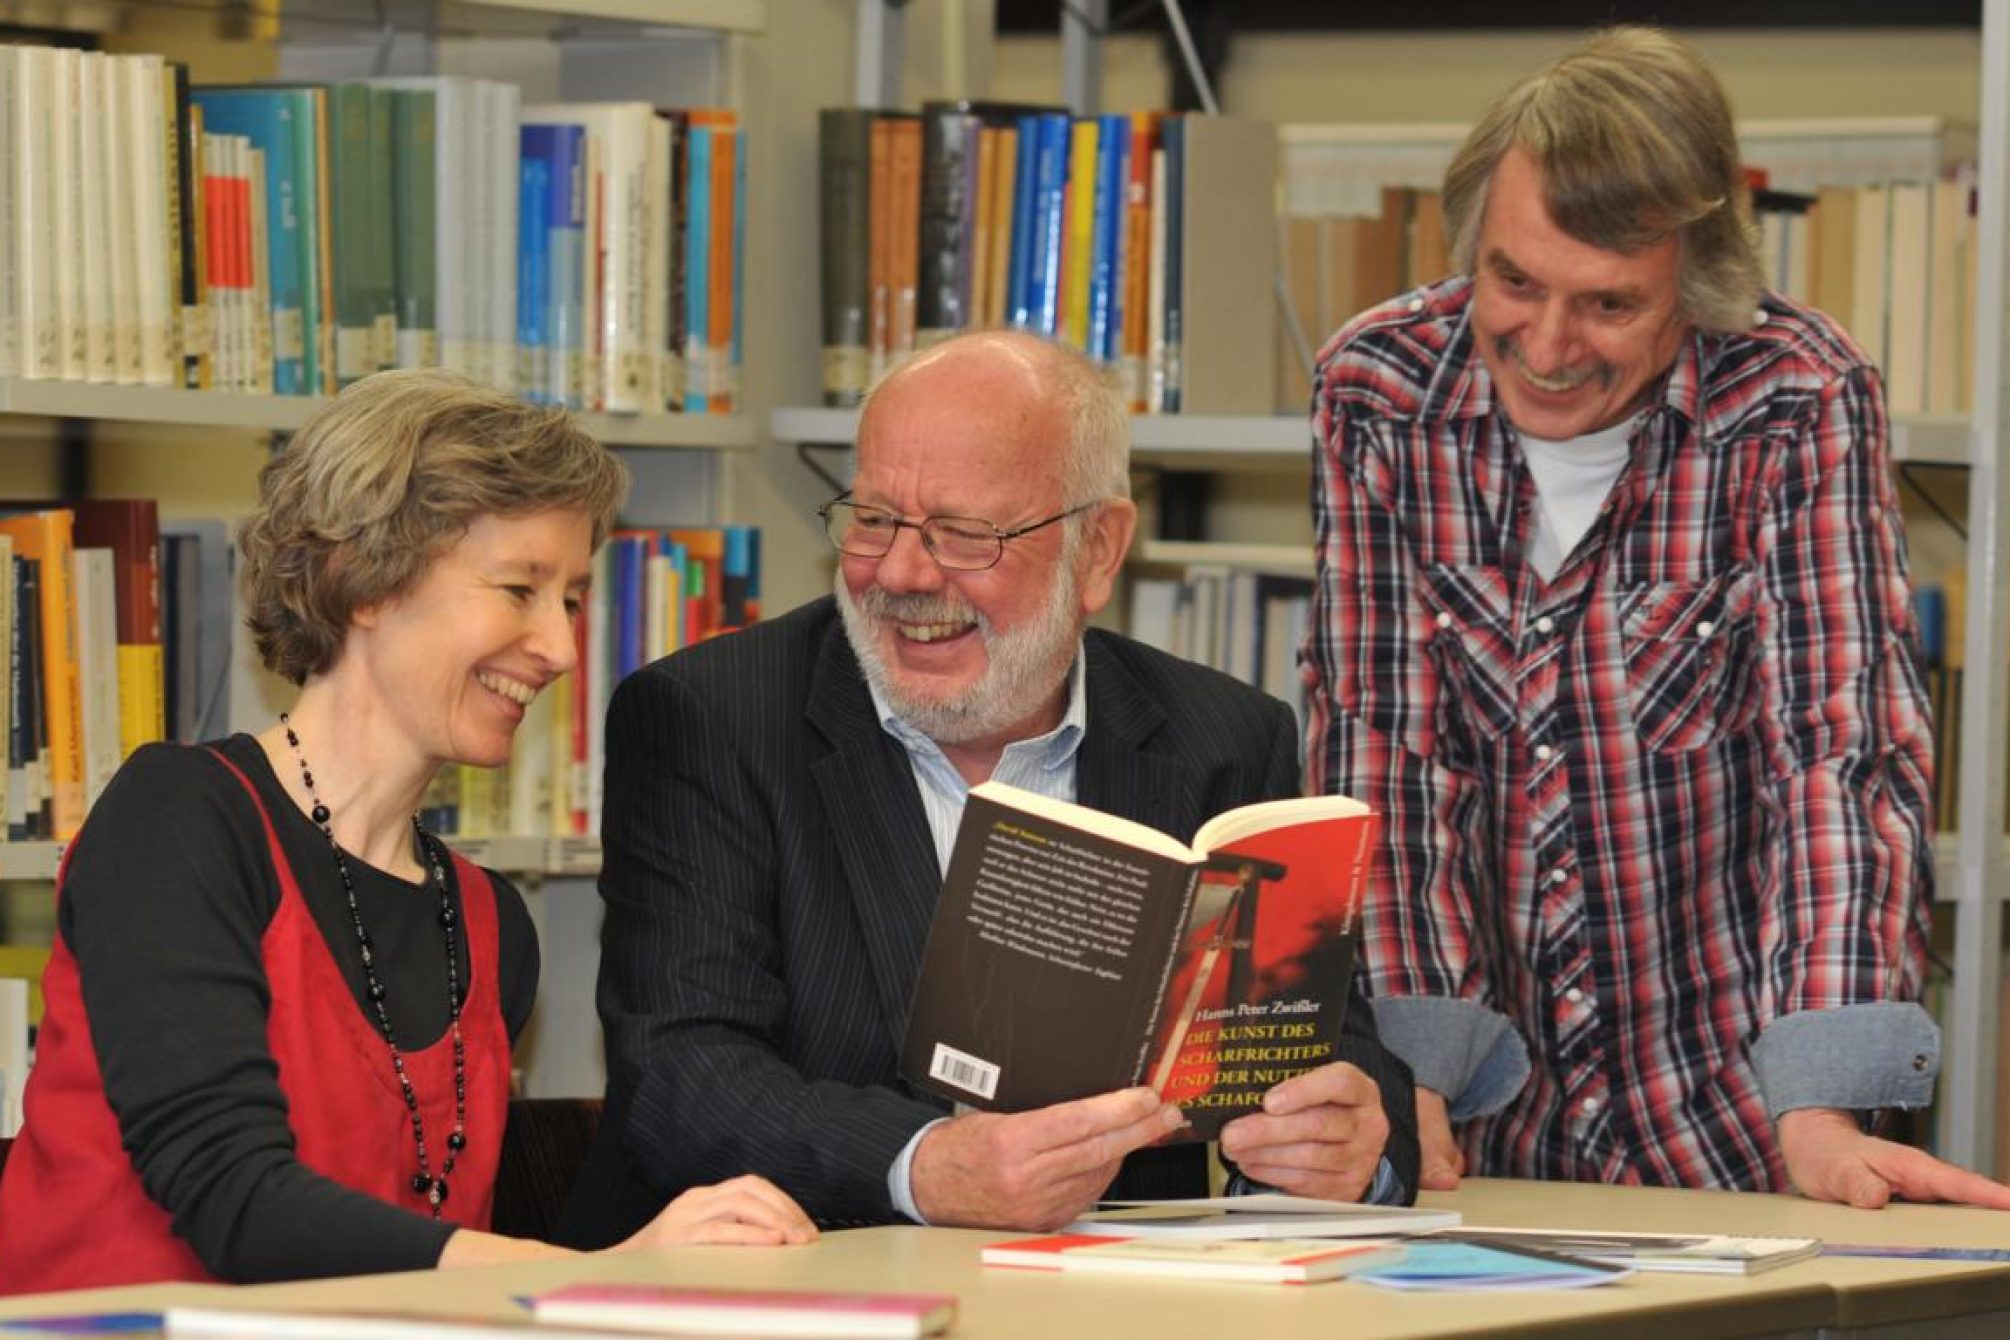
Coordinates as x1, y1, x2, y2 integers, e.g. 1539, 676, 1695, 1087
928, 1043, 1000, 1100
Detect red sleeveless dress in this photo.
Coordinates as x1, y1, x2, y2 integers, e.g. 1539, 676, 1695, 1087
0, 750, 511, 1293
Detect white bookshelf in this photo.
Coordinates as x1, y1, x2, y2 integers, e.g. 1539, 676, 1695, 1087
773, 406, 1311, 468
1135, 539, 1313, 576
0, 379, 756, 451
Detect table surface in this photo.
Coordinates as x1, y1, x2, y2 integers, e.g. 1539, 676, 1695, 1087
4, 1179, 2009, 1339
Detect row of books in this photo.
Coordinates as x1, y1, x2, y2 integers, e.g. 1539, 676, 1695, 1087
819, 102, 1277, 416
1127, 567, 1312, 735
0, 504, 235, 844
1756, 179, 1980, 418
418, 524, 760, 842
0, 44, 747, 414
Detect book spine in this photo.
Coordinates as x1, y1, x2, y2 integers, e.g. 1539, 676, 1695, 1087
515, 139, 550, 403
681, 125, 710, 413
1061, 118, 1098, 351
817, 107, 871, 407
1161, 115, 1184, 413
916, 108, 973, 344
660, 107, 688, 411
708, 119, 736, 414
391, 89, 439, 368
549, 124, 587, 411
245, 145, 274, 394
1031, 113, 1070, 339
130, 54, 174, 387
490, 81, 522, 395
16, 48, 58, 378
0, 49, 13, 377
80, 53, 115, 384
366, 87, 396, 372
641, 112, 669, 412
51, 48, 83, 382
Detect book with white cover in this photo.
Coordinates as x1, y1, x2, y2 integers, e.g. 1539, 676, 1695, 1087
1073, 1193, 1461, 1240
483, 79, 521, 394
78, 51, 115, 384
14, 45, 57, 380
51, 46, 82, 382
1433, 1226, 1820, 1275
128, 51, 175, 387
0, 46, 14, 377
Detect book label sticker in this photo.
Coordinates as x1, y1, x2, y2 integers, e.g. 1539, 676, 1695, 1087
928, 1042, 1000, 1100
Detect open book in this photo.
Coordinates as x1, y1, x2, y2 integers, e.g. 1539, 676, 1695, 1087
901, 780, 1378, 1137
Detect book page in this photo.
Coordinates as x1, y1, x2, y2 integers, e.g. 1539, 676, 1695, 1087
1191, 792, 1369, 854
970, 779, 1196, 861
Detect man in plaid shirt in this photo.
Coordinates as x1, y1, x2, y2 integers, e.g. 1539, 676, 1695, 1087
1305, 27, 2010, 1208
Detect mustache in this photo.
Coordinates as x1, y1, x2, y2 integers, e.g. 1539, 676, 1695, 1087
856, 587, 982, 627
1498, 335, 1614, 393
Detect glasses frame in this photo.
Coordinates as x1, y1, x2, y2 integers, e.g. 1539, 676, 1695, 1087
817, 494, 1100, 572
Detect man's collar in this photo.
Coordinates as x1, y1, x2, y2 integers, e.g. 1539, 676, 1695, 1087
866, 642, 1088, 765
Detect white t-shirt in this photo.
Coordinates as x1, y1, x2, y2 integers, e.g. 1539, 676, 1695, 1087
1517, 418, 1637, 580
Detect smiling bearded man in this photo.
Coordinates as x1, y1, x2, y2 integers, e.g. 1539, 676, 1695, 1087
560, 329, 1421, 1249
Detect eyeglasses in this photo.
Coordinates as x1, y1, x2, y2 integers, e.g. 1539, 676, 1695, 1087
817, 495, 1100, 572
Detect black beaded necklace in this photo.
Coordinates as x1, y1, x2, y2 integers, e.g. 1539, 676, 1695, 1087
280, 712, 468, 1218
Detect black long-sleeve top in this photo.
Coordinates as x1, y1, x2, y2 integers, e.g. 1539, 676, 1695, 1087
57, 734, 539, 1281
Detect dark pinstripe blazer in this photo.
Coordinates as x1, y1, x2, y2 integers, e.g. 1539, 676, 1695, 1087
556, 597, 1418, 1245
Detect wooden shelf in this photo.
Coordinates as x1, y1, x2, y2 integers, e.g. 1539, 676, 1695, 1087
0, 379, 754, 451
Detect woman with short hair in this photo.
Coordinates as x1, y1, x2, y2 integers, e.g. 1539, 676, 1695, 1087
0, 369, 812, 1293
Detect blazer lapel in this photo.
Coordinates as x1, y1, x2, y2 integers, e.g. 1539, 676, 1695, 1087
805, 624, 944, 1060
1075, 635, 1190, 837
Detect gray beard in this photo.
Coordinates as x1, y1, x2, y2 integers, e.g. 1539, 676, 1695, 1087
834, 566, 1082, 747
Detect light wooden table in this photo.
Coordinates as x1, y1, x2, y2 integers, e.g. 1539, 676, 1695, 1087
2, 1180, 2007, 1338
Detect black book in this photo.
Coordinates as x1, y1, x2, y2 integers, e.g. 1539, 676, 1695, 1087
11, 558, 46, 841
902, 781, 1377, 1139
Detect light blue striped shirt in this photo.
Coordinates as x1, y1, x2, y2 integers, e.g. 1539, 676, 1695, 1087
873, 652, 1088, 1223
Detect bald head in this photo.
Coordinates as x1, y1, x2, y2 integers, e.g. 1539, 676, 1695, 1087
859, 332, 1131, 507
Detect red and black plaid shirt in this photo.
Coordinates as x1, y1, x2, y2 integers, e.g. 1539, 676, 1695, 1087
1304, 277, 1936, 1190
